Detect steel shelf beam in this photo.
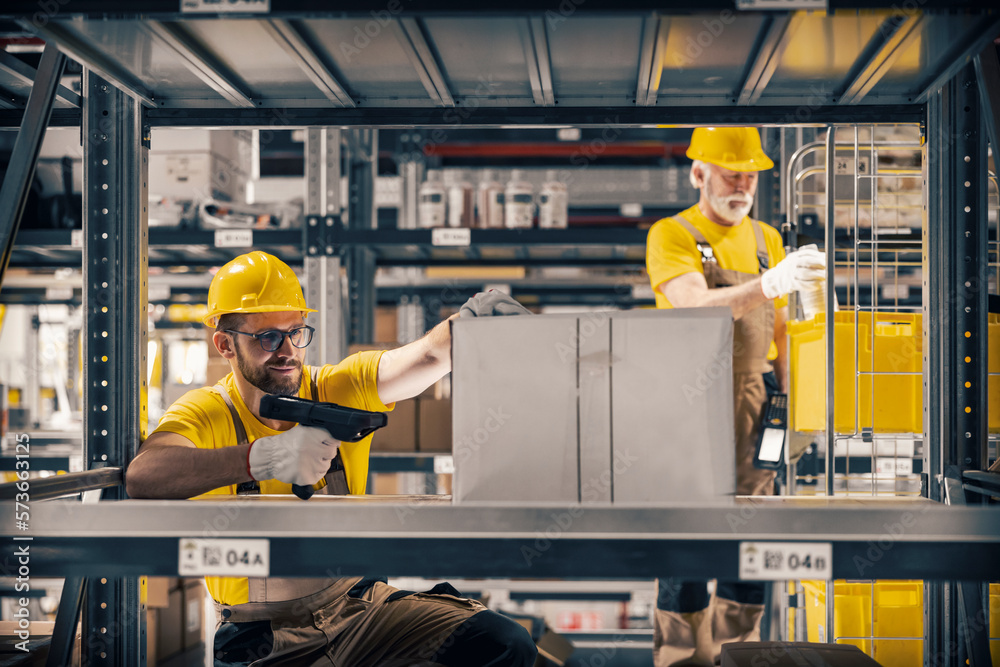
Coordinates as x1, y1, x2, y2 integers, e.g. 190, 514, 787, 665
2, 0, 997, 15
0, 43, 65, 294
143, 104, 926, 127
915, 17, 1000, 104
838, 14, 923, 106
0, 50, 81, 107
263, 20, 355, 107
521, 17, 555, 107
140, 21, 255, 108
3, 498, 1000, 581
19, 21, 156, 108
391, 17, 455, 107
737, 14, 796, 107
635, 14, 668, 107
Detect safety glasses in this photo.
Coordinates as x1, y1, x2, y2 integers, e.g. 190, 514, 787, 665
224, 325, 315, 352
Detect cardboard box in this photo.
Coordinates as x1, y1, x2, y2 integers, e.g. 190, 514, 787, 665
374, 306, 398, 343
372, 472, 402, 494
451, 309, 735, 503
205, 357, 231, 386
371, 399, 417, 453
147, 608, 158, 667
418, 398, 452, 453
149, 151, 250, 203
183, 581, 206, 651
156, 588, 184, 662
145, 577, 179, 608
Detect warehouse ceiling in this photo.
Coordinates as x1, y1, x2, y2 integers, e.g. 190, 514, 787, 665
0, 6, 997, 124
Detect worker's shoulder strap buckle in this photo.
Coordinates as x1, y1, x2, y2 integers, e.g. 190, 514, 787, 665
697, 243, 717, 264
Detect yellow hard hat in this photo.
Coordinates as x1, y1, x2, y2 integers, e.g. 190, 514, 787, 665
686, 127, 774, 172
203, 251, 316, 327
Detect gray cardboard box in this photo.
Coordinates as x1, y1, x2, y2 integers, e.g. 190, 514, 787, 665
451, 308, 735, 503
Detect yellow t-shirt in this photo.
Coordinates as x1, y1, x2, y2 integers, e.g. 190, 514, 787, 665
645, 205, 787, 358
152, 350, 391, 605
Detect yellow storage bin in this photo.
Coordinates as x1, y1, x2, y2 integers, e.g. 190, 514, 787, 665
991, 583, 1000, 665
789, 312, 1000, 433
801, 580, 923, 667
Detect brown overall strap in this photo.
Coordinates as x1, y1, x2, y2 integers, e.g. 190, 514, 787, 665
749, 219, 771, 274
212, 384, 259, 496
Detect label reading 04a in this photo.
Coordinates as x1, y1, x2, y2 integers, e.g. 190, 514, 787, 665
738, 541, 832, 581
179, 538, 270, 577
431, 228, 472, 247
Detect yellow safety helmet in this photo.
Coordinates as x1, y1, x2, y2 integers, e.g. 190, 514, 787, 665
203, 251, 316, 327
686, 127, 774, 172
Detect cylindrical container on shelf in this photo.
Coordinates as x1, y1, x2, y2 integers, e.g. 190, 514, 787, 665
418, 169, 446, 228
476, 169, 505, 228
798, 275, 838, 320
447, 169, 475, 228
504, 169, 534, 229
538, 169, 568, 229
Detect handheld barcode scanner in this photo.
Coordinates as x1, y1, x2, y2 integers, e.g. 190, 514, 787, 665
259, 395, 388, 499
753, 393, 788, 471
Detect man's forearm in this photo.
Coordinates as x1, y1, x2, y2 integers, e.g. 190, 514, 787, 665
377, 314, 457, 405
690, 279, 770, 320
126, 443, 253, 499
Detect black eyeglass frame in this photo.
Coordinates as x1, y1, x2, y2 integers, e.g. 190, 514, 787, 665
223, 325, 315, 352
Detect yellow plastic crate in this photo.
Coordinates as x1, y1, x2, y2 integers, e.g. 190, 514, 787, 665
789, 312, 1000, 433
801, 580, 923, 667
991, 583, 1000, 665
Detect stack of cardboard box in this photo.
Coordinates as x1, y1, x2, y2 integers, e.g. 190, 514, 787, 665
145, 577, 205, 665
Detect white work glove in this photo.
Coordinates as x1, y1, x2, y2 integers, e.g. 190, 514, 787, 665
760, 244, 827, 299
247, 426, 339, 486
459, 290, 532, 318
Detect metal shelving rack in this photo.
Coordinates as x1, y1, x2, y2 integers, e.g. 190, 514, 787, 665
0, 3, 999, 665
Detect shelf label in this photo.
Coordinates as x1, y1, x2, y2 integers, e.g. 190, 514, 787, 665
431, 228, 471, 247
739, 541, 832, 581
45, 287, 74, 301
215, 229, 254, 248
181, 0, 271, 13
875, 457, 913, 476
148, 284, 172, 302
619, 203, 643, 218
833, 156, 871, 176
736, 0, 826, 9
70, 230, 83, 248
179, 538, 269, 577
434, 455, 455, 475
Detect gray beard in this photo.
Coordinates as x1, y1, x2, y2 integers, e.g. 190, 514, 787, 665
233, 344, 301, 396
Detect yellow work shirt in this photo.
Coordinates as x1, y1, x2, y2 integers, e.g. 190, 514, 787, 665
152, 350, 392, 605
646, 204, 787, 358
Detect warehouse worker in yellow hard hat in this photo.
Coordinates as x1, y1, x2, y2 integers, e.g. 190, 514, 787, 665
645, 127, 825, 665
126, 251, 536, 667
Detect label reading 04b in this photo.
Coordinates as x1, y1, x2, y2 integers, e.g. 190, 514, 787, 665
179, 538, 270, 577
738, 541, 832, 581
431, 228, 472, 247
214, 229, 254, 248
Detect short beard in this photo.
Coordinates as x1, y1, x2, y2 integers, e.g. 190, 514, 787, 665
703, 168, 754, 224
233, 343, 301, 396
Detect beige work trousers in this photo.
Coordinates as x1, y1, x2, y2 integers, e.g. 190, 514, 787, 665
216, 578, 486, 666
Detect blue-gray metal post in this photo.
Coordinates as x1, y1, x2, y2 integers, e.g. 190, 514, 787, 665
81, 69, 148, 666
